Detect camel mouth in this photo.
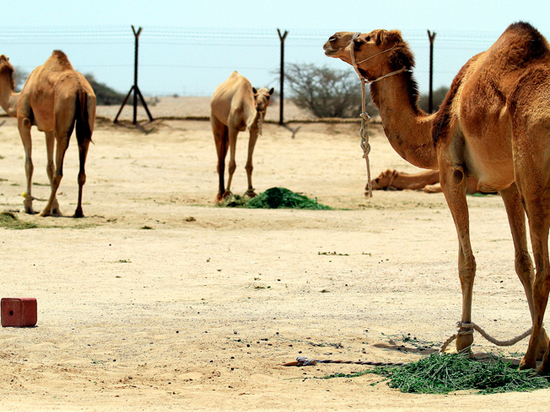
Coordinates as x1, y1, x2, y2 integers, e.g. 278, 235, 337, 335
323, 45, 342, 57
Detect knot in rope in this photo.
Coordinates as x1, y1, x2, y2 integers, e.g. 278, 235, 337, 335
439, 321, 533, 353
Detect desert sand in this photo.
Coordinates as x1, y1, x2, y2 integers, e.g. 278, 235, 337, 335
0, 115, 549, 411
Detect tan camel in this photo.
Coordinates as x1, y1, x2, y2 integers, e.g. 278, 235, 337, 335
0, 50, 96, 217
324, 22, 550, 372
210, 71, 274, 202
371, 169, 481, 194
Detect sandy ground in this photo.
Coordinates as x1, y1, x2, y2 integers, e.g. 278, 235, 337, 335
0, 116, 549, 411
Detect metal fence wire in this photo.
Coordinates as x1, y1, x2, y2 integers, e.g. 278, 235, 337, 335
0, 25, 522, 122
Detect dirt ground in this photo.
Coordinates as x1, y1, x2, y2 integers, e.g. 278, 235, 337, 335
1, 115, 549, 411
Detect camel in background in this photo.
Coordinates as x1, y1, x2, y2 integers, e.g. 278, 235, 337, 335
210, 71, 274, 202
0, 50, 96, 217
325, 22, 550, 372
371, 168, 482, 194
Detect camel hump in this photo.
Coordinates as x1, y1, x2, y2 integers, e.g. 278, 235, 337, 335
46, 50, 75, 71
502, 22, 549, 61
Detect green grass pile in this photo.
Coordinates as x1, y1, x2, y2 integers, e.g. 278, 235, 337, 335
372, 353, 550, 394
220, 187, 331, 210
0, 211, 38, 230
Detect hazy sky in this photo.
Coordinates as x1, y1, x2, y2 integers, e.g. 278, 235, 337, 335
7, 0, 550, 34
5, 1, 550, 97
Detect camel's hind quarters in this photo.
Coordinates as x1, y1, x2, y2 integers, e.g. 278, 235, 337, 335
0, 50, 96, 218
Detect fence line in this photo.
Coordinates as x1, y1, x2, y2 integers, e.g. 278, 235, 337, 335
0, 26, 525, 122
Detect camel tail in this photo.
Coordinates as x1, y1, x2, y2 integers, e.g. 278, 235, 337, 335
74, 89, 95, 143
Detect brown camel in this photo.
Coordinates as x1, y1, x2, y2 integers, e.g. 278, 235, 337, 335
210, 71, 274, 202
371, 169, 481, 194
324, 22, 550, 372
0, 50, 96, 217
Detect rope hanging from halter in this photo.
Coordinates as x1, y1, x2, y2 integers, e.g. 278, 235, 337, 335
350, 32, 373, 198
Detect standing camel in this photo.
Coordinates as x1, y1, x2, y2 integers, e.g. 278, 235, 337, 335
0, 50, 96, 217
210, 71, 274, 202
324, 22, 550, 372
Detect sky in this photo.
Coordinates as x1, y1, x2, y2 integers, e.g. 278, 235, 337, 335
4, 1, 550, 97
7, 0, 550, 34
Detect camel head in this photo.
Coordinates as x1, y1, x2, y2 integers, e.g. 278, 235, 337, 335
0, 55, 15, 90
350, 30, 414, 80
371, 169, 397, 190
323, 32, 356, 64
325, 29, 415, 81
253, 87, 274, 113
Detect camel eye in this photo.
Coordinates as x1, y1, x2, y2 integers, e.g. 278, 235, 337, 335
365, 36, 371, 42
329, 36, 336, 42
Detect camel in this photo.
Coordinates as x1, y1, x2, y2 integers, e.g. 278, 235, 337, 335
324, 22, 550, 372
371, 169, 481, 194
0, 50, 96, 217
210, 71, 274, 202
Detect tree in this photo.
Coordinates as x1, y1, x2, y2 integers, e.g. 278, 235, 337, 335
13, 66, 29, 92
284, 63, 374, 118
418, 85, 449, 113
84, 73, 126, 106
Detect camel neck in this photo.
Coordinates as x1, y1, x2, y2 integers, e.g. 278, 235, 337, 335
371, 75, 438, 169
0, 75, 18, 117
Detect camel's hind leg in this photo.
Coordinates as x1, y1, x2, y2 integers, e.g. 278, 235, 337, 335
244, 127, 260, 197
17, 117, 36, 214
519, 204, 550, 372
74, 135, 91, 218
41, 125, 73, 217
211, 115, 229, 202
45, 131, 61, 215
501, 185, 549, 361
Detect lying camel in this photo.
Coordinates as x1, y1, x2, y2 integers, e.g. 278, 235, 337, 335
210, 71, 274, 202
0, 50, 96, 217
325, 22, 550, 371
371, 169, 481, 194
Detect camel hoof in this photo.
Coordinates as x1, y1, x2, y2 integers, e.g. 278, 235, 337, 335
73, 205, 84, 218
245, 190, 257, 198
519, 355, 537, 371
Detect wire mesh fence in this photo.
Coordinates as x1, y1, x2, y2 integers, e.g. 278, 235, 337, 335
0, 25, 528, 122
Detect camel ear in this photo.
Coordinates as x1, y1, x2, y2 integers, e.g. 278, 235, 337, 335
268, 88, 274, 95
252, 87, 258, 95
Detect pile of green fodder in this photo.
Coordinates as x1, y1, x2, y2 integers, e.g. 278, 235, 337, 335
219, 187, 331, 210
0, 211, 38, 230
371, 353, 550, 394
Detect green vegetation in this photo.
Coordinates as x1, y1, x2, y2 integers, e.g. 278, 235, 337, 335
84, 73, 126, 105
219, 187, 331, 210
361, 353, 550, 394
283, 63, 373, 118
0, 211, 38, 230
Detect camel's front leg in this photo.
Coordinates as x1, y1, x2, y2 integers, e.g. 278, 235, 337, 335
211, 116, 228, 202
245, 127, 260, 197
440, 167, 476, 353
17, 117, 37, 214
501, 186, 549, 362
44, 131, 61, 215
225, 128, 239, 198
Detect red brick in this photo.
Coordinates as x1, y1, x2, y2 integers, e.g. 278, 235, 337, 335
1, 298, 37, 327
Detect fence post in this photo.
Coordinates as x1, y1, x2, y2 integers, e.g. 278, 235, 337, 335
114, 25, 154, 124
277, 29, 288, 125
427, 30, 436, 113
